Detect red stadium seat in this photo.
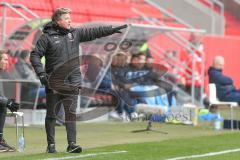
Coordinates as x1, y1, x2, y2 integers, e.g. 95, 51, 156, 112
1, 0, 182, 27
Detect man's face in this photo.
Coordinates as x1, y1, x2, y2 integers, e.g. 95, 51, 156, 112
0, 53, 9, 70
57, 13, 71, 29
213, 57, 225, 70
117, 55, 128, 67
131, 55, 146, 69
138, 55, 146, 64
131, 56, 146, 69
217, 60, 224, 70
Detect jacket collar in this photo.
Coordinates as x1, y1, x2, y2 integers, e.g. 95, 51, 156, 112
209, 66, 222, 72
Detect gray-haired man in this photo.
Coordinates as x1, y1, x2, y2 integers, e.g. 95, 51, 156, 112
30, 8, 127, 153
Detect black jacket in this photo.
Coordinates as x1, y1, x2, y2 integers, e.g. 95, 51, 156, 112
208, 66, 235, 99
30, 22, 118, 75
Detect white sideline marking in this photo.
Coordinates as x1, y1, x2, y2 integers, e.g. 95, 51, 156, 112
42, 150, 128, 160
165, 148, 240, 160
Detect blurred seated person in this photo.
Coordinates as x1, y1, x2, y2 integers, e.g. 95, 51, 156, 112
125, 53, 171, 107
15, 50, 37, 80
84, 53, 104, 85
109, 52, 135, 121
85, 53, 112, 91
0, 52, 16, 95
208, 56, 240, 104
111, 53, 173, 120
0, 50, 20, 152
14, 50, 44, 106
112, 52, 174, 120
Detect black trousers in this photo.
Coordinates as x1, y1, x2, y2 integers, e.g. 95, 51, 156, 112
45, 88, 77, 145
0, 105, 6, 140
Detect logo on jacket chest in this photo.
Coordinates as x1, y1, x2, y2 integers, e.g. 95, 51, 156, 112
53, 36, 60, 44
68, 33, 74, 41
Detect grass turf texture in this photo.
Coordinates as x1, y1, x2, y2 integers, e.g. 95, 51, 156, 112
1, 122, 240, 160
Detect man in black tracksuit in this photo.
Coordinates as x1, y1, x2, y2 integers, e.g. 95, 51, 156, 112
30, 8, 127, 153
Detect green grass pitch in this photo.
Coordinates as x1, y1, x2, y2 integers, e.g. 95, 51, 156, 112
1, 122, 240, 160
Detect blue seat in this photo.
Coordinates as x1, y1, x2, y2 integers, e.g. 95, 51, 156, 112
129, 85, 169, 107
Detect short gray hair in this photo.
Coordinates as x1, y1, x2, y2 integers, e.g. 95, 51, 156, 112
52, 8, 71, 22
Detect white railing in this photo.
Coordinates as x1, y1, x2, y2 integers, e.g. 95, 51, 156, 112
234, 0, 240, 4
0, 2, 39, 49
200, 0, 225, 35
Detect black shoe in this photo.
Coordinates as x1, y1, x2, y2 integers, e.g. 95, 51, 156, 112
67, 142, 82, 153
46, 144, 57, 153
0, 139, 15, 152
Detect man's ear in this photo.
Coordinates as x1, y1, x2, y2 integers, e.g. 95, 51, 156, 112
56, 21, 60, 26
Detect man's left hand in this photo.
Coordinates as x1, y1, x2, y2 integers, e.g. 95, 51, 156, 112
7, 99, 20, 113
